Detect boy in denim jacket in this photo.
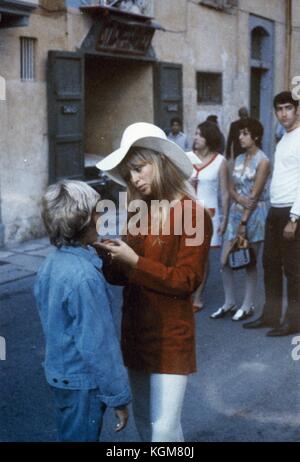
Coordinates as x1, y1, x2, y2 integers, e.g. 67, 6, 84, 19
34, 180, 131, 442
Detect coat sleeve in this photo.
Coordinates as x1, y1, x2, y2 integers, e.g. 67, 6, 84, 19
128, 206, 212, 298
68, 277, 131, 408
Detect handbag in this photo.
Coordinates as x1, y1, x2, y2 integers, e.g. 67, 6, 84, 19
227, 236, 256, 271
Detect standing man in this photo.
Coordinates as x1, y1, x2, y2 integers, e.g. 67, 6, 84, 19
167, 117, 190, 151
244, 91, 300, 336
226, 107, 249, 160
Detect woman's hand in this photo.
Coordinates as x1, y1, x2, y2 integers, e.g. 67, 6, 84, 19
238, 195, 257, 210
237, 223, 247, 239
114, 406, 129, 432
94, 239, 139, 268
283, 221, 298, 241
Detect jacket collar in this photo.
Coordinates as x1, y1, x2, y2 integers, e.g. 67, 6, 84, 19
59, 245, 102, 270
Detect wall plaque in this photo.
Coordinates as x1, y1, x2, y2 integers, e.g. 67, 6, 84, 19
96, 18, 155, 55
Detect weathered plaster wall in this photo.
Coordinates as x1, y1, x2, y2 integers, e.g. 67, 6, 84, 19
153, 0, 287, 141
291, 0, 300, 84
0, 9, 68, 243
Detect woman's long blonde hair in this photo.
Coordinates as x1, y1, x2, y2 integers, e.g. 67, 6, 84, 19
119, 147, 195, 233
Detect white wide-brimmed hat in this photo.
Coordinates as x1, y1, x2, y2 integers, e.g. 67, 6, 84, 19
96, 122, 193, 186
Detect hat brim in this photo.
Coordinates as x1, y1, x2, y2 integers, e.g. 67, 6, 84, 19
96, 136, 193, 187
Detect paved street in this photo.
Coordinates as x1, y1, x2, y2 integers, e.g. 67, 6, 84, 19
0, 238, 300, 442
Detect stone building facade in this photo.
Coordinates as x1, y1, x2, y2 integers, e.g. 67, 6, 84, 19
0, 0, 299, 245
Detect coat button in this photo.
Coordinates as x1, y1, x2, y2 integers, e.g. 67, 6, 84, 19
53, 379, 58, 383
63, 380, 69, 385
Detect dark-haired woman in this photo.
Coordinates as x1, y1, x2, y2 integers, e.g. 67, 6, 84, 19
211, 118, 271, 321
187, 121, 229, 312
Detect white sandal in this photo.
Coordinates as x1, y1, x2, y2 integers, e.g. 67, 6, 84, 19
210, 304, 237, 319
232, 306, 255, 321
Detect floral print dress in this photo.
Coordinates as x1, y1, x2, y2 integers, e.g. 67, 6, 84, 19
224, 150, 269, 243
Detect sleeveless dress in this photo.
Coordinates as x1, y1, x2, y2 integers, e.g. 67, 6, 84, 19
187, 151, 224, 247
224, 150, 269, 243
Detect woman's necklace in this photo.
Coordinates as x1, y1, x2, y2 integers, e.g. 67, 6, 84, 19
195, 149, 214, 165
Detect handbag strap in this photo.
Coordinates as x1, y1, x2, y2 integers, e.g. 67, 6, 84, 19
236, 236, 249, 249
224, 236, 250, 266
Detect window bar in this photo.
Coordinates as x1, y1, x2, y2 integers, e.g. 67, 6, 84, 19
21, 38, 36, 81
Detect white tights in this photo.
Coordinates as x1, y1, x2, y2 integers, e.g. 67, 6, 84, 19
221, 241, 261, 310
128, 369, 188, 442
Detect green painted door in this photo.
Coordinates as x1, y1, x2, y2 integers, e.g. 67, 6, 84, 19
153, 62, 183, 134
47, 51, 85, 184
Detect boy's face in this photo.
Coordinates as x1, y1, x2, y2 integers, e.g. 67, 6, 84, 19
82, 209, 101, 245
275, 103, 299, 132
171, 121, 181, 135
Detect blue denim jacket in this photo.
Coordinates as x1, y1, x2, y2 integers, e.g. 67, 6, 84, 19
34, 245, 131, 408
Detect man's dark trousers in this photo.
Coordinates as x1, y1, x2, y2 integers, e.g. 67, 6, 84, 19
262, 207, 300, 328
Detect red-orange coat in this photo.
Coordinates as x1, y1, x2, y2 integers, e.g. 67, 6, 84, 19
104, 198, 212, 375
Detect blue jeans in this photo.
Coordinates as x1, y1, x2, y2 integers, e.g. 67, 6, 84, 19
51, 387, 107, 442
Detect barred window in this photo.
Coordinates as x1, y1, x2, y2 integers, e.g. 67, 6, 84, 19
196, 72, 223, 104
20, 37, 37, 81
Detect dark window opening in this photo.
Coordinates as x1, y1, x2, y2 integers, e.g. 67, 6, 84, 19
196, 72, 222, 104
251, 27, 269, 61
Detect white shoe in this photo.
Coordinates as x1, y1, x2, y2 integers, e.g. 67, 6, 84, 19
210, 304, 237, 319
232, 306, 255, 321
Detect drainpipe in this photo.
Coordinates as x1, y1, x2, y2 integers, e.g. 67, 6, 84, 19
0, 167, 4, 246
0, 84, 5, 248
0, 145, 4, 247
285, 0, 292, 88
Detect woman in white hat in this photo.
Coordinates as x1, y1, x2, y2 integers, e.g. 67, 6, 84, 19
95, 122, 212, 442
